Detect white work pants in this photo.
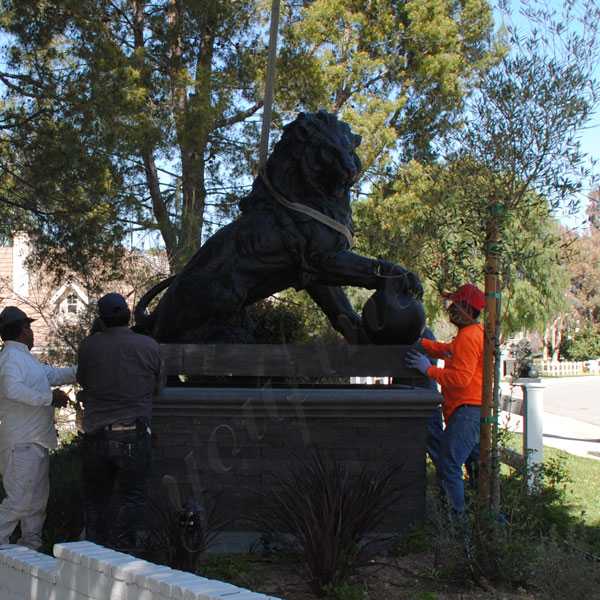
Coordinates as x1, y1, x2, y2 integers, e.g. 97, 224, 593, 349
0, 443, 50, 549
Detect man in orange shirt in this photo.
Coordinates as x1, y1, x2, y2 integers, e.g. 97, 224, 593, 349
406, 284, 485, 514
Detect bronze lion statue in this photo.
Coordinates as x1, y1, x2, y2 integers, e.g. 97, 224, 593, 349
135, 111, 423, 343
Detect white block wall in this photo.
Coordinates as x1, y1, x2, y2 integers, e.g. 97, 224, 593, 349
0, 542, 281, 600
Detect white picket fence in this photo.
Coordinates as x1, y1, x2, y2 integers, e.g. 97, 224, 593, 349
533, 359, 600, 377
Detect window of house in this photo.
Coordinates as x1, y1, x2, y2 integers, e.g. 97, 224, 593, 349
66, 293, 79, 314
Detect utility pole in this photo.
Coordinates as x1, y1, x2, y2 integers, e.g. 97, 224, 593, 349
259, 0, 281, 170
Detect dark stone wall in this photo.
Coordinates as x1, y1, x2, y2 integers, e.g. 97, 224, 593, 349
150, 386, 440, 550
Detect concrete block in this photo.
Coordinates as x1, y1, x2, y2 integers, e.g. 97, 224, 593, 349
180, 579, 245, 600
28, 575, 57, 600
169, 575, 220, 600
113, 559, 167, 584
56, 554, 89, 595
131, 583, 171, 600
51, 584, 85, 600
157, 572, 204, 597
0, 545, 37, 569
88, 569, 128, 600
133, 565, 173, 586
34, 562, 60, 584
54, 541, 100, 562
0, 544, 23, 564
126, 566, 173, 600
2, 568, 30, 598
24, 556, 59, 582
95, 554, 139, 576
83, 548, 131, 570
12, 551, 48, 574
139, 568, 183, 593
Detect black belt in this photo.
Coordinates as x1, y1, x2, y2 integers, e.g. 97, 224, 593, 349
89, 419, 150, 435
104, 421, 137, 432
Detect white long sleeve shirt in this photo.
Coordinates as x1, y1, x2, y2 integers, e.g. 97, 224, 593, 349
0, 341, 76, 451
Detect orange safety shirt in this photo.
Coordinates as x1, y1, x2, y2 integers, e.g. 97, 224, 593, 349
421, 323, 484, 422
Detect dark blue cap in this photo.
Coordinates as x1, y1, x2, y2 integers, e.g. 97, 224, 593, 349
0, 306, 35, 331
97, 293, 129, 318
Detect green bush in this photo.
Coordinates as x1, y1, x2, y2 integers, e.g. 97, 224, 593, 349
246, 298, 310, 343
42, 436, 84, 553
530, 536, 600, 599
322, 581, 368, 600
560, 326, 600, 361
428, 453, 599, 591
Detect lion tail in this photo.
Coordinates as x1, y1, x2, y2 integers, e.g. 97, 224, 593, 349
133, 275, 176, 334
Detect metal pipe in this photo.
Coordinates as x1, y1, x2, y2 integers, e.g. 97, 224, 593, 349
258, 0, 281, 169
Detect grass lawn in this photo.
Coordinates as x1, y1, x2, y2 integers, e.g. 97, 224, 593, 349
506, 433, 600, 525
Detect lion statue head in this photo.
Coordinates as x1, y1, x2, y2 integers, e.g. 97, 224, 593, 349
240, 111, 362, 217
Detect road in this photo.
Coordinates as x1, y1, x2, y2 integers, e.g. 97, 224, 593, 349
541, 376, 600, 427
500, 376, 600, 459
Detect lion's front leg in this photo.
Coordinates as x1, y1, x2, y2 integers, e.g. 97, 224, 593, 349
305, 284, 371, 344
313, 250, 423, 299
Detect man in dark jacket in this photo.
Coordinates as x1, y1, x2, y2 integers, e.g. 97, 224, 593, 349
77, 293, 161, 549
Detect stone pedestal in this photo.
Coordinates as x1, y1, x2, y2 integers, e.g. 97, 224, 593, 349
151, 344, 441, 551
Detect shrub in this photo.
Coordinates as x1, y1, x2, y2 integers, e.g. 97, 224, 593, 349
501, 456, 577, 537
530, 536, 600, 599
255, 451, 406, 595
427, 452, 596, 590
42, 436, 84, 553
197, 554, 260, 589
322, 581, 368, 600
560, 326, 600, 361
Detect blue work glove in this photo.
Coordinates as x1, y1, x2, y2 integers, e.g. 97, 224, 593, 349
405, 350, 431, 375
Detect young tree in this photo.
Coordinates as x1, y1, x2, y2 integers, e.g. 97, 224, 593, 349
447, 0, 599, 508
355, 0, 599, 511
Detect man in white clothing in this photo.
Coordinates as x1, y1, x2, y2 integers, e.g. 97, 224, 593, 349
0, 306, 76, 549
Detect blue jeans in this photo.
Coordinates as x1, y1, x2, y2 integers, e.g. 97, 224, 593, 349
428, 405, 480, 513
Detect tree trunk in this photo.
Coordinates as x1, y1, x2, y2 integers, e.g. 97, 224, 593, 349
132, 0, 179, 270
490, 292, 502, 513
168, 0, 208, 270
553, 316, 563, 360
479, 212, 501, 508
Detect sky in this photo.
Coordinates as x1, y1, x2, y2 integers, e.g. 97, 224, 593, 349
500, 0, 600, 233
559, 120, 599, 232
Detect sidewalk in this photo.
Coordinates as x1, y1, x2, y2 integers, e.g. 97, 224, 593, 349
500, 410, 600, 461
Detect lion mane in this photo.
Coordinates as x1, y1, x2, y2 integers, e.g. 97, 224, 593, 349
240, 110, 361, 227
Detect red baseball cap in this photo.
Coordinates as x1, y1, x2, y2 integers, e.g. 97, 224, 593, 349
443, 284, 485, 311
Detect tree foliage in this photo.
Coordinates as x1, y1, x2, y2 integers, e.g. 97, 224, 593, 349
354, 162, 569, 335
355, 0, 599, 335
560, 325, 600, 361
565, 190, 600, 325
0, 0, 497, 279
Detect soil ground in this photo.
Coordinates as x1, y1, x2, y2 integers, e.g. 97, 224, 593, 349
198, 552, 539, 600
